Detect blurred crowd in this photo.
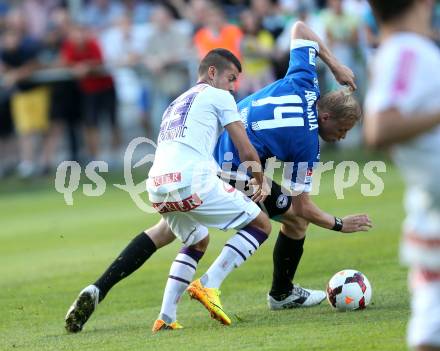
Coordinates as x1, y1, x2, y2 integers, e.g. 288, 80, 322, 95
0, 0, 439, 179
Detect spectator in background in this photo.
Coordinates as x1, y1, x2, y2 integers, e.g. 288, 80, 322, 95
121, 0, 152, 24
169, 0, 210, 33
100, 13, 145, 89
0, 1, 10, 31
0, 87, 16, 178
140, 4, 192, 135
61, 23, 119, 159
193, 3, 242, 60
342, 0, 369, 18
341, 0, 370, 98
362, 5, 379, 63
321, 0, 359, 90
278, 0, 317, 14
40, 7, 82, 169
82, 0, 124, 34
0, 20, 49, 178
322, 0, 364, 147
238, 9, 274, 98
20, 0, 61, 40
0, 1, 15, 178
250, 0, 286, 39
433, 1, 440, 44
276, 5, 326, 52
275, 5, 325, 80
218, 0, 248, 20
100, 13, 146, 133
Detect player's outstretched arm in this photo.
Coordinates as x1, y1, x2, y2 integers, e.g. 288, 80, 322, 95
364, 107, 440, 148
291, 21, 356, 91
225, 121, 267, 202
292, 192, 372, 233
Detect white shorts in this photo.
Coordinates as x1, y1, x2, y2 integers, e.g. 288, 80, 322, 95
407, 268, 440, 348
148, 176, 261, 247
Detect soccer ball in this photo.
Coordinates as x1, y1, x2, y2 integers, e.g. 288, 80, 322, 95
326, 269, 372, 311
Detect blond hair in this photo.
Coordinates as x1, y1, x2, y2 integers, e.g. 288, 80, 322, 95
318, 90, 362, 123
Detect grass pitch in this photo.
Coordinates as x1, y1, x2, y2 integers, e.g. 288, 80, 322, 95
1, 163, 409, 350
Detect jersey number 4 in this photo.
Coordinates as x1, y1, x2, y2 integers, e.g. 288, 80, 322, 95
251, 95, 304, 131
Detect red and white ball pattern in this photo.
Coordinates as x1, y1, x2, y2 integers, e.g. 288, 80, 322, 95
326, 269, 372, 311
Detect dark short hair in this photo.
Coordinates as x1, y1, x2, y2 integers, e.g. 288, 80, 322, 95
368, 0, 415, 23
198, 48, 242, 76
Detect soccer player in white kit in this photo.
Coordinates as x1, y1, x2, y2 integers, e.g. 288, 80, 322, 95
64, 25, 371, 334
364, 1, 440, 350
147, 48, 272, 328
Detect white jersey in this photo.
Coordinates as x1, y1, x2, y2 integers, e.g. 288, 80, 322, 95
365, 33, 440, 269
148, 83, 242, 193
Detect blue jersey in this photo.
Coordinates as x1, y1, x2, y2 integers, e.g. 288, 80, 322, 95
215, 40, 321, 191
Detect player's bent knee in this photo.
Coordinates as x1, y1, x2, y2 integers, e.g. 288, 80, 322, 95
144, 219, 176, 249
190, 235, 209, 252
280, 205, 308, 239
280, 223, 306, 240
249, 211, 271, 236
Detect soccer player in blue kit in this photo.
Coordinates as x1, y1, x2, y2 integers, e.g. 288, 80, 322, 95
213, 21, 371, 312
65, 21, 371, 333
178, 21, 370, 321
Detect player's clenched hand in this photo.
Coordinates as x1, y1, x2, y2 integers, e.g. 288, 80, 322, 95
249, 177, 270, 203
332, 64, 357, 92
341, 214, 372, 233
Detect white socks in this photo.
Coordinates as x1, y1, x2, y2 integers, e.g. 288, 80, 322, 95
202, 227, 268, 289
159, 248, 203, 323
